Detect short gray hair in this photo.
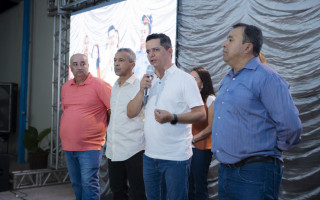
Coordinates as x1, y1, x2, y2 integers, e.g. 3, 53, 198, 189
116, 48, 136, 63
70, 53, 88, 63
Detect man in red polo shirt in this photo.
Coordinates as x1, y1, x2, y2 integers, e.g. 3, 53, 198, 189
60, 53, 111, 200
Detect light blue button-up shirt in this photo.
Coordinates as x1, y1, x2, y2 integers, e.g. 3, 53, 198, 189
212, 57, 302, 164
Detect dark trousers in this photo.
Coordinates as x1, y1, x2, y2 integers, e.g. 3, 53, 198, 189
189, 148, 212, 200
108, 150, 146, 200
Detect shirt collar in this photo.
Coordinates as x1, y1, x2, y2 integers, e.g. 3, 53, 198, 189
115, 74, 136, 86
244, 57, 260, 70
227, 57, 261, 76
70, 73, 92, 86
155, 64, 177, 81
164, 64, 177, 76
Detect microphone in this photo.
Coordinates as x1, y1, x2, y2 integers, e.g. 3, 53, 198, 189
143, 65, 154, 105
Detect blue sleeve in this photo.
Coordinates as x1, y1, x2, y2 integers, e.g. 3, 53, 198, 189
260, 72, 302, 150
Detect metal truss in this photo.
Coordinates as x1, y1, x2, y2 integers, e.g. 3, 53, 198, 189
12, 168, 70, 189
49, 0, 70, 170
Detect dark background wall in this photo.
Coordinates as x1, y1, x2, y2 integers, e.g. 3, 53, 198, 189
0, 1, 53, 156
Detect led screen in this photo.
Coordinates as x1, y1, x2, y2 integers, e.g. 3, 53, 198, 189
70, 0, 177, 85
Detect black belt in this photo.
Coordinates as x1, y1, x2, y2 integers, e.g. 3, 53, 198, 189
223, 156, 277, 168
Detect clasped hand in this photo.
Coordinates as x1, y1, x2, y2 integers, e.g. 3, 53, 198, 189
154, 109, 173, 124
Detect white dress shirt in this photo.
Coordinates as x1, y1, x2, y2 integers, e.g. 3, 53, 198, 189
106, 74, 145, 161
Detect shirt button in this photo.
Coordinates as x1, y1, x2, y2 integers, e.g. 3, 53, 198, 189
218, 116, 221, 119
227, 89, 229, 92
215, 132, 218, 135
222, 101, 224, 104
233, 78, 236, 80
217, 150, 220, 153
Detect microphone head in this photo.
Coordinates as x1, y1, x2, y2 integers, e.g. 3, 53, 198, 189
146, 65, 154, 76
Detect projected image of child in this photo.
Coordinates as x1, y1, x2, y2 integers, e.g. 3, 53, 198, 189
100, 25, 120, 85
107, 25, 119, 72
90, 44, 100, 78
133, 14, 153, 80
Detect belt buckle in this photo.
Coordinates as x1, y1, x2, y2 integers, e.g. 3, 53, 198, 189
225, 164, 233, 168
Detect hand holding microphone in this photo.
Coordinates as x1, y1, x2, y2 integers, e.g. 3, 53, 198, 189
143, 65, 154, 105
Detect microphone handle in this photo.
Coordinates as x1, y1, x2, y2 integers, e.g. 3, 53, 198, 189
143, 95, 148, 105
143, 73, 153, 105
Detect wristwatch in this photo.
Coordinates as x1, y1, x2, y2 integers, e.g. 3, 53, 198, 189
170, 114, 178, 125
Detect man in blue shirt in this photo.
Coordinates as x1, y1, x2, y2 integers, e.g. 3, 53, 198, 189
212, 23, 302, 199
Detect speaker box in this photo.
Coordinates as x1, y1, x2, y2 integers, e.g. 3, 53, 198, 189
0, 154, 10, 191
0, 83, 18, 135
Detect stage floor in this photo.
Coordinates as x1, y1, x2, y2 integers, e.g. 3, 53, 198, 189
0, 183, 114, 200
0, 183, 75, 200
